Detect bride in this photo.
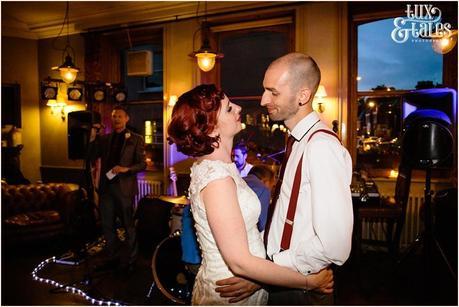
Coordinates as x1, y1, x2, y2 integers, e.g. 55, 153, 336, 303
167, 84, 333, 305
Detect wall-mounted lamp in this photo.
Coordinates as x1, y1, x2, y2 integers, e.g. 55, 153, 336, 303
432, 29, 458, 54
46, 99, 67, 121
314, 84, 327, 113
168, 95, 178, 107
189, 2, 223, 72
46, 83, 68, 121
51, 2, 79, 84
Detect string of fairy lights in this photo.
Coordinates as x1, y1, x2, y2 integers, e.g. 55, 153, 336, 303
31, 256, 125, 306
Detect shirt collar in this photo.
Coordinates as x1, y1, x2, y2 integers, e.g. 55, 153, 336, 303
114, 129, 127, 136
289, 111, 320, 141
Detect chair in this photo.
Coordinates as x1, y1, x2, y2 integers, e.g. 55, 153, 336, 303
354, 165, 412, 259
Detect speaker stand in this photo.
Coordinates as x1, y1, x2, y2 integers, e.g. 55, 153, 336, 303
397, 167, 457, 281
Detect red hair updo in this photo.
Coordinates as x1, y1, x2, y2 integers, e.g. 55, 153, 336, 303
167, 84, 225, 157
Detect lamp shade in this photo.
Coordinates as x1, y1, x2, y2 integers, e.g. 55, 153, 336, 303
190, 33, 223, 72
314, 85, 327, 113
59, 67, 78, 84
196, 52, 217, 72
46, 99, 58, 107
58, 55, 79, 84
432, 30, 458, 54
315, 85, 327, 98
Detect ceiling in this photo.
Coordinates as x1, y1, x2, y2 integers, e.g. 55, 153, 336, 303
1, 1, 288, 39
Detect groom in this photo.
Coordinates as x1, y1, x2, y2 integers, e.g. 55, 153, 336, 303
215, 53, 353, 305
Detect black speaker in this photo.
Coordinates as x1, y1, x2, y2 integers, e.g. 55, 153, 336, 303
402, 109, 453, 168
68, 111, 101, 160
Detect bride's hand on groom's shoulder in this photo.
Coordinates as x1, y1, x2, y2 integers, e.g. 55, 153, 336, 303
215, 276, 261, 303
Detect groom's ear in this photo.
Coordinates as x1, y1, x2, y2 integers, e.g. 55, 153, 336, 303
298, 88, 312, 106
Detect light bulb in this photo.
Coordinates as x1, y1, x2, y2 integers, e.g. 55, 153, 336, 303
432, 30, 458, 54
441, 37, 450, 48
196, 52, 216, 72
59, 67, 78, 84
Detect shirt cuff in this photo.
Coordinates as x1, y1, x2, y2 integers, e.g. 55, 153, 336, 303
272, 250, 296, 271
273, 249, 316, 275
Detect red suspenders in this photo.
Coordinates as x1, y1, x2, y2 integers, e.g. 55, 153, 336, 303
279, 129, 341, 251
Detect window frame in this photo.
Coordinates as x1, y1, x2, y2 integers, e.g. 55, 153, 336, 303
212, 18, 295, 159
217, 21, 294, 99
349, 2, 455, 178
349, 7, 404, 165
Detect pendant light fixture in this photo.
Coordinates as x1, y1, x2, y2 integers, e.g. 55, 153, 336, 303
52, 2, 79, 84
189, 2, 223, 72
431, 30, 458, 55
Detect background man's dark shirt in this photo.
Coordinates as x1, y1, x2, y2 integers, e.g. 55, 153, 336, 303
106, 130, 125, 173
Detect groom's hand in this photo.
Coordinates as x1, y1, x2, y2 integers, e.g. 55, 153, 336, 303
215, 276, 261, 303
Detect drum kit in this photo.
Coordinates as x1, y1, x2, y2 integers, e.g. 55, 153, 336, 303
150, 194, 196, 305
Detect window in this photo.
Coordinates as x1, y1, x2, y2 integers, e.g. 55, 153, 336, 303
125, 102, 164, 171
358, 18, 443, 91
119, 36, 164, 171
356, 94, 404, 171
354, 17, 443, 174
85, 26, 164, 172
121, 44, 163, 102
217, 21, 294, 163
1, 83, 21, 128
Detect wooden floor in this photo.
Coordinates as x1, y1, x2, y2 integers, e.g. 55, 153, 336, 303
2, 234, 457, 306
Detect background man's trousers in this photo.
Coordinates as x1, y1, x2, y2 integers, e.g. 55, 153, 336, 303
100, 183, 138, 265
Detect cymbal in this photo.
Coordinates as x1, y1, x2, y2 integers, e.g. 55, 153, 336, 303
158, 195, 190, 205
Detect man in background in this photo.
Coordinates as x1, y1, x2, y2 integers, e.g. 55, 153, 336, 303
232, 143, 253, 177
90, 105, 146, 274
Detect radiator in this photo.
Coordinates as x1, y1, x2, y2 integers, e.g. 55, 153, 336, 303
361, 194, 424, 248
135, 179, 163, 206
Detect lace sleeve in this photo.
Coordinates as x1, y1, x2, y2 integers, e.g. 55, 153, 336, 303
189, 161, 232, 196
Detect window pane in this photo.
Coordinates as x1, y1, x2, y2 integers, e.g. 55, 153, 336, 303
358, 18, 443, 91
121, 44, 163, 101
233, 99, 286, 165
356, 95, 401, 171
125, 103, 163, 171
220, 28, 290, 97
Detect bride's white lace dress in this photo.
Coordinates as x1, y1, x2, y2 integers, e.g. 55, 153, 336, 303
188, 159, 268, 305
